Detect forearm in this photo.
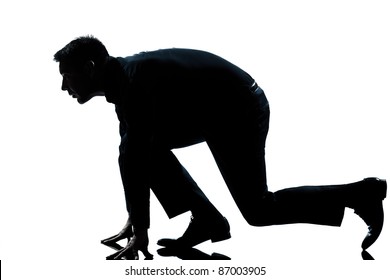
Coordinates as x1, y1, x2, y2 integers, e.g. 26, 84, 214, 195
117, 108, 155, 231
119, 151, 151, 230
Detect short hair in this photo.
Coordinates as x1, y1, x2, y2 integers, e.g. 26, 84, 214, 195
53, 35, 109, 69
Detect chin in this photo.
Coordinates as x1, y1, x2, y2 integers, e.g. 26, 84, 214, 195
77, 96, 92, 104
77, 98, 87, 104
77, 92, 103, 104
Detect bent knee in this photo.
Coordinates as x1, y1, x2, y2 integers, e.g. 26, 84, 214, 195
242, 212, 274, 227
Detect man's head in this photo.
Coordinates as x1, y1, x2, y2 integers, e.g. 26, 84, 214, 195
54, 35, 109, 104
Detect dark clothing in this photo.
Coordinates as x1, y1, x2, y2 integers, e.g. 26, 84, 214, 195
103, 49, 346, 229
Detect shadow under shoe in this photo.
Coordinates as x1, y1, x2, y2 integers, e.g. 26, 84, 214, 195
158, 247, 231, 260
157, 216, 231, 248
361, 250, 375, 260
350, 178, 387, 250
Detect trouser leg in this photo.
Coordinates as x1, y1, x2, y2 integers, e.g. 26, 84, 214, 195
207, 127, 348, 226
270, 179, 386, 226
270, 185, 346, 226
205, 89, 348, 227
149, 149, 222, 220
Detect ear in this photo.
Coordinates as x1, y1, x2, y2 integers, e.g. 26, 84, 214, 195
83, 60, 95, 78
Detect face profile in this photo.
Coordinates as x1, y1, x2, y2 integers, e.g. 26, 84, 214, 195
59, 62, 99, 104
54, 37, 108, 104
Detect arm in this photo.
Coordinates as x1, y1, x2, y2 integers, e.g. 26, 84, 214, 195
107, 94, 156, 260
116, 91, 156, 231
118, 130, 151, 230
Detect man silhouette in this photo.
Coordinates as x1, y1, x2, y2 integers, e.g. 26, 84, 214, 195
54, 36, 386, 260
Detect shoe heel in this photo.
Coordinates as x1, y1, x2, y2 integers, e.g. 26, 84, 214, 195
364, 177, 387, 200
211, 217, 231, 243
380, 179, 387, 199
211, 231, 231, 243
374, 178, 387, 200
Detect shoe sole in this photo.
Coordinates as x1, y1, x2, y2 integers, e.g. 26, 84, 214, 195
375, 178, 387, 200
381, 179, 387, 199
359, 178, 386, 250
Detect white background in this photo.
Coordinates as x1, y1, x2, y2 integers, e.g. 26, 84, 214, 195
0, 0, 389, 279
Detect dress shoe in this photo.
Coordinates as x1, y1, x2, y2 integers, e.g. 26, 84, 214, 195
157, 216, 231, 248
350, 178, 387, 250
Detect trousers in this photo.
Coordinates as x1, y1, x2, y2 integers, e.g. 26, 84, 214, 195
148, 86, 348, 227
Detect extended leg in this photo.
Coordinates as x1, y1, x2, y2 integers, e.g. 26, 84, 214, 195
204, 89, 386, 249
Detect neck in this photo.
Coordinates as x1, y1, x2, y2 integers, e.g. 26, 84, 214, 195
101, 56, 126, 104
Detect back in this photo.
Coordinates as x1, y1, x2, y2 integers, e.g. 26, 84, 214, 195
119, 48, 255, 95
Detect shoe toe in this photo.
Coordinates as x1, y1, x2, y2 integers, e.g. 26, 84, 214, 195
361, 219, 384, 250
356, 202, 384, 250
